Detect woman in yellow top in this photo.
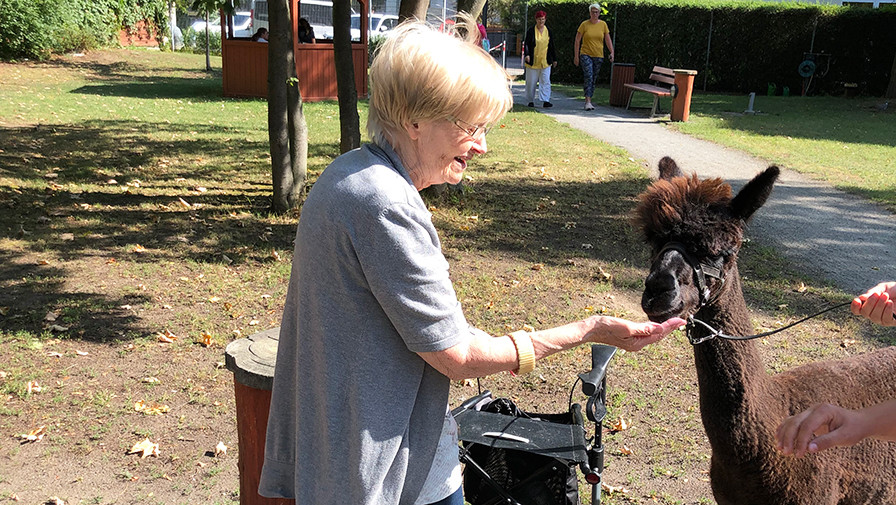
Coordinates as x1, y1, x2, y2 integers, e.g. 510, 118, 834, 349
573, 3, 615, 110
523, 11, 557, 108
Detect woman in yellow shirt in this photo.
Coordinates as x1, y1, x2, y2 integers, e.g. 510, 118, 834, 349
523, 11, 557, 108
573, 3, 615, 110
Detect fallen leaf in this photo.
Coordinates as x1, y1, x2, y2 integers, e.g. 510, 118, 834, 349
47, 351, 63, 358
0, 306, 9, 316
46, 497, 65, 505
157, 329, 177, 343
600, 482, 629, 495
142, 376, 160, 384
197, 332, 213, 347
222, 254, 233, 265
44, 311, 58, 322
132, 244, 146, 253
75, 350, 88, 356
597, 266, 613, 282
531, 263, 544, 271
271, 250, 281, 261
128, 438, 159, 458
248, 320, 259, 326
619, 444, 634, 455
608, 416, 629, 432
208, 296, 221, 303
18, 425, 46, 442
796, 282, 808, 293
37, 259, 51, 265
215, 361, 226, 369
134, 400, 170, 415
48, 324, 69, 332
177, 197, 192, 209
462, 378, 476, 387
215, 441, 228, 457
841, 338, 857, 348
27, 381, 42, 394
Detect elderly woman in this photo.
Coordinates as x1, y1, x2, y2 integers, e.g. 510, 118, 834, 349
258, 17, 683, 505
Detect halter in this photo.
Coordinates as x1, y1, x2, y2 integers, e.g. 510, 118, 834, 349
655, 242, 725, 310
657, 241, 851, 345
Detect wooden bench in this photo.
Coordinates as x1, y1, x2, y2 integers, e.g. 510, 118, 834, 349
625, 66, 675, 117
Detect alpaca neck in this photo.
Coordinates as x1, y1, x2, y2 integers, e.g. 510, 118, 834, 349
691, 273, 774, 454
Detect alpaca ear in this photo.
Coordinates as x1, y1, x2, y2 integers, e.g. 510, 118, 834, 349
657, 157, 683, 180
730, 166, 780, 222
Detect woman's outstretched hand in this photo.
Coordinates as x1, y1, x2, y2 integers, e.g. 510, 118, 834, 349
586, 316, 686, 351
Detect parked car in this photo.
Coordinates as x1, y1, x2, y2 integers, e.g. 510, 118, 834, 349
190, 11, 253, 38
350, 13, 398, 41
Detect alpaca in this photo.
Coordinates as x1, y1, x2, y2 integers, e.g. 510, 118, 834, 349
635, 157, 896, 505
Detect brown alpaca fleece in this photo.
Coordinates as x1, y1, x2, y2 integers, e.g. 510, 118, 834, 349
637, 157, 896, 505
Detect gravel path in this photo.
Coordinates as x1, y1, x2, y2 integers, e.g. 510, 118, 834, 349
512, 84, 896, 294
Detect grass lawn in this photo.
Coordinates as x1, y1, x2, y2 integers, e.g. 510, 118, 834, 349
0, 49, 892, 505
556, 82, 896, 212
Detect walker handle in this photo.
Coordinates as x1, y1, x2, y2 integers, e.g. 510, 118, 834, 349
579, 344, 617, 396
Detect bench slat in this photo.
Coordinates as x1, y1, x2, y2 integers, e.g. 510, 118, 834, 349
649, 73, 675, 85
623, 83, 671, 96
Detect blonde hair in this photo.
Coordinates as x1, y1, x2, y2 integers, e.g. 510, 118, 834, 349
367, 14, 513, 147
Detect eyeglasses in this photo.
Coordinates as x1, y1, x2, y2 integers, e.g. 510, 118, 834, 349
452, 117, 492, 139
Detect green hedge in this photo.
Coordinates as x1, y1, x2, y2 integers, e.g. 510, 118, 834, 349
534, 0, 896, 96
0, 0, 167, 60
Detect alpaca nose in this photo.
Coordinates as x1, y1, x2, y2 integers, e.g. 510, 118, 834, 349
641, 266, 683, 320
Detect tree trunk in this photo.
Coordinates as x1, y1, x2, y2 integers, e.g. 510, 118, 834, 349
204, 12, 212, 71
268, 0, 307, 213
886, 50, 896, 99
333, 0, 361, 153
168, 1, 177, 51
399, 0, 429, 22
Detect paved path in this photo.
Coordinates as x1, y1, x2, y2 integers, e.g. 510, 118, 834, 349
509, 83, 896, 294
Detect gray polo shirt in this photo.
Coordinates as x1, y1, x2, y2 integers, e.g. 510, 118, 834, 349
259, 143, 469, 505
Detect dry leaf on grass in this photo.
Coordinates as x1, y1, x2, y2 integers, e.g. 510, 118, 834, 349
142, 376, 160, 384
608, 416, 629, 432
128, 438, 159, 458
197, 332, 213, 347
215, 441, 228, 457
134, 400, 170, 415
619, 444, 634, 456
601, 482, 629, 495
18, 425, 46, 443
27, 381, 41, 394
46, 497, 65, 505
157, 329, 177, 343
132, 244, 146, 253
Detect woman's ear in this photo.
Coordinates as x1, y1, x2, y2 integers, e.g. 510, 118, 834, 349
404, 121, 423, 141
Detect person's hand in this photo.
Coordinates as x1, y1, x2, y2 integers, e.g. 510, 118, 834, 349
552, 61, 557, 69
525, 55, 531, 64
775, 403, 870, 457
573, 55, 579, 67
609, 52, 615, 63
585, 316, 684, 352
851, 281, 896, 326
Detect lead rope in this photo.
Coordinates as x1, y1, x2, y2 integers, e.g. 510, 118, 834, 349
686, 301, 852, 345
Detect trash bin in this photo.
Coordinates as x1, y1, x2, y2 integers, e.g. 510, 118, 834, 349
609, 63, 635, 107
225, 327, 294, 505
670, 69, 698, 122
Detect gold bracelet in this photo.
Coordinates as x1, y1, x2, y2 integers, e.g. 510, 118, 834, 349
509, 330, 536, 375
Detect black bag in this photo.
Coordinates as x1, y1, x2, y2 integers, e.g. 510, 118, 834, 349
461, 398, 580, 505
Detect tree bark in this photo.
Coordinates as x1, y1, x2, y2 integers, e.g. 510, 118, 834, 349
333, 0, 361, 153
399, 0, 429, 22
886, 50, 896, 99
268, 0, 307, 213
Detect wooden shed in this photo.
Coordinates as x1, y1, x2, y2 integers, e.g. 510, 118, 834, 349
221, 0, 369, 101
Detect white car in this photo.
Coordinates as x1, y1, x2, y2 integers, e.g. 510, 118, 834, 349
350, 13, 399, 41
190, 11, 254, 38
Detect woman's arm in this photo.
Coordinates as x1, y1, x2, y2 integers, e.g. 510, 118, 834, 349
418, 316, 683, 380
573, 32, 583, 65
604, 31, 614, 62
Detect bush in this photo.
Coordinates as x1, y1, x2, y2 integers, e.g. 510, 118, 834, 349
183, 27, 222, 56
536, 0, 896, 96
0, 0, 165, 60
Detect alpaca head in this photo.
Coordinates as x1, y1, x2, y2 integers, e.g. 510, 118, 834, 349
636, 157, 780, 322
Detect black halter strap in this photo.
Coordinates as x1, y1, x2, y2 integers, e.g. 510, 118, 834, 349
656, 242, 724, 309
